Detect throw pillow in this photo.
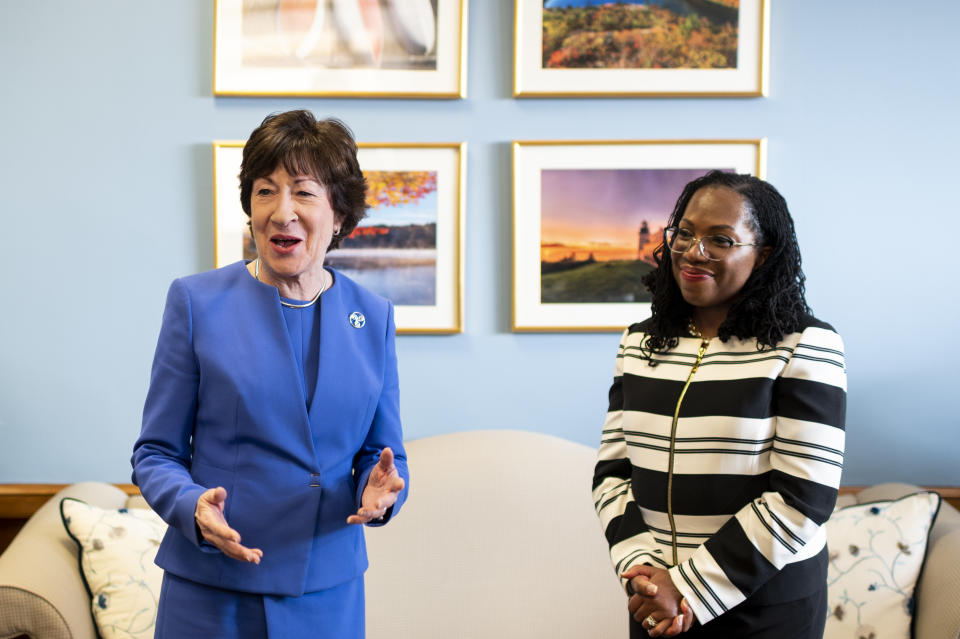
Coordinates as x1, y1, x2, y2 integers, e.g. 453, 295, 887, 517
824, 491, 941, 639
60, 497, 167, 639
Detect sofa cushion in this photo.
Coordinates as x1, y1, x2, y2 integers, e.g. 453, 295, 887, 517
363, 430, 625, 639
59, 497, 166, 639
824, 491, 941, 639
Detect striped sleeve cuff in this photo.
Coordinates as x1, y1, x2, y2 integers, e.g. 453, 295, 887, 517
668, 551, 741, 625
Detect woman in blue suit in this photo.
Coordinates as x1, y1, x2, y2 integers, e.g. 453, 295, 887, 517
131, 110, 409, 638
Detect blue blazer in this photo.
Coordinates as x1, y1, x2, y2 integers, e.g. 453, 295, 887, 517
131, 261, 409, 597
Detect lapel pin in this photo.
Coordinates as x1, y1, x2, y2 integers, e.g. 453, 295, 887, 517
349, 311, 366, 328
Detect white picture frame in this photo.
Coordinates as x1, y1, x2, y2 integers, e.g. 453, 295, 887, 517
512, 139, 765, 332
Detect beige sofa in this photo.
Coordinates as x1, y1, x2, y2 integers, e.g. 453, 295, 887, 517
1, 430, 958, 639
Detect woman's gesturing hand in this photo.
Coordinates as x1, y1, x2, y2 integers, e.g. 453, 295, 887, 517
194, 486, 263, 564
348, 447, 405, 525
622, 564, 696, 637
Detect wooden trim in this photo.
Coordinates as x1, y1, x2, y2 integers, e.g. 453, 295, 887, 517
0, 483, 958, 556
1, 484, 957, 518
839, 485, 960, 511
1, 484, 957, 517
0, 484, 139, 519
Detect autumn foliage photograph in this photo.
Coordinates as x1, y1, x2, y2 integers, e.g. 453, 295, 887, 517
541, 0, 739, 70
326, 170, 439, 306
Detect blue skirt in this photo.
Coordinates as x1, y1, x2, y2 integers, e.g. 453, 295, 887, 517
155, 571, 364, 639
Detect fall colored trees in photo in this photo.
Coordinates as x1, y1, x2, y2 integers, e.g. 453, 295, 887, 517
542, 2, 738, 70
340, 170, 439, 249
364, 170, 437, 208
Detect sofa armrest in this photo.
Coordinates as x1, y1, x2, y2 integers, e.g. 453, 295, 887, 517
915, 528, 960, 639
0, 482, 130, 639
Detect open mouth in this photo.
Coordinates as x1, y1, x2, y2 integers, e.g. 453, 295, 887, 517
271, 236, 301, 248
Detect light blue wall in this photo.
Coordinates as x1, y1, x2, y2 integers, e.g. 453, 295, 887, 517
1, 1, 958, 485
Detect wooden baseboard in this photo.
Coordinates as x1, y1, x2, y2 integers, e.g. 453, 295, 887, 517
1, 484, 958, 555
1, 483, 957, 517
0, 483, 140, 518
0, 484, 140, 555
838, 485, 960, 510
6, 484, 953, 517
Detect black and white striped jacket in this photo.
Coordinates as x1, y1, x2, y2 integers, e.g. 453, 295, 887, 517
593, 316, 846, 624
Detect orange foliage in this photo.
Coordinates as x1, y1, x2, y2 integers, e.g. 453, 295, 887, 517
364, 170, 437, 209
350, 226, 390, 237
542, 5, 737, 70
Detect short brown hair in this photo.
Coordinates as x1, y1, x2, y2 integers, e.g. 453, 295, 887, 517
239, 110, 367, 250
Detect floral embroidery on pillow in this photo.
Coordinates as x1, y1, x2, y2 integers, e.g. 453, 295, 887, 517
823, 492, 940, 639
60, 497, 167, 639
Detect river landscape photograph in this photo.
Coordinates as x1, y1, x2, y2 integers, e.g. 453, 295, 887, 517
325, 170, 438, 306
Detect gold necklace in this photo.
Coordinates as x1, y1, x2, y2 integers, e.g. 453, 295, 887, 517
687, 318, 702, 339
254, 259, 326, 309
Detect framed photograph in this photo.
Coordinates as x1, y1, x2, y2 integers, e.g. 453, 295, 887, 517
514, 0, 768, 97
214, 141, 465, 334
214, 0, 467, 97
512, 139, 765, 332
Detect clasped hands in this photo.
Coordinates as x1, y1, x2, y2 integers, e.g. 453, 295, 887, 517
622, 564, 696, 637
193, 448, 404, 564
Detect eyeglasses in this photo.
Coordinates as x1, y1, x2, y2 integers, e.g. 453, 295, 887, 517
664, 226, 758, 262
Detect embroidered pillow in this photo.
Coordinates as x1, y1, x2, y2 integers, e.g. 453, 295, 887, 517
824, 492, 941, 639
60, 497, 167, 639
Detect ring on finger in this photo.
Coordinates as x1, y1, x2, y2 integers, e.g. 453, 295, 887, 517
645, 615, 657, 629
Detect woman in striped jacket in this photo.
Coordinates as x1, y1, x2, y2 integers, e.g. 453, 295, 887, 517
593, 171, 845, 638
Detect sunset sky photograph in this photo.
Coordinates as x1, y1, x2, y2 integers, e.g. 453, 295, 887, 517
540, 168, 718, 262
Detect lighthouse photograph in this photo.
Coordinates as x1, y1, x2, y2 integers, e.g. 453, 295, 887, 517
538, 167, 723, 303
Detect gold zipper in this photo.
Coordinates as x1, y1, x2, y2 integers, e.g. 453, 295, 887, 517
666, 337, 710, 565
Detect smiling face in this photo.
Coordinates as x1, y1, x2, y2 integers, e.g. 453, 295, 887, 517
671, 186, 768, 320
249, 166, 340, 288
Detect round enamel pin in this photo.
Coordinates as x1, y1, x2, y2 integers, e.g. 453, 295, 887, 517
349, 311, 366, 328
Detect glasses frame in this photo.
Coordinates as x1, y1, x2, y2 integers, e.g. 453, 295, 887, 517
664, 226, 759, 262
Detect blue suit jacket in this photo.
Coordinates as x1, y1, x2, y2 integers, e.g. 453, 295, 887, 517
131, 261, 409, 597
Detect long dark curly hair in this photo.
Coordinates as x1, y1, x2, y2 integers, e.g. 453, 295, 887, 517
641, 170, 810, 358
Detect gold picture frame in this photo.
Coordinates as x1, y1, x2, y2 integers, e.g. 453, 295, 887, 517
214, 141, 465, 334
512, 139, 766, 332
514, 0, 769, 98
214, 0, 468, 98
